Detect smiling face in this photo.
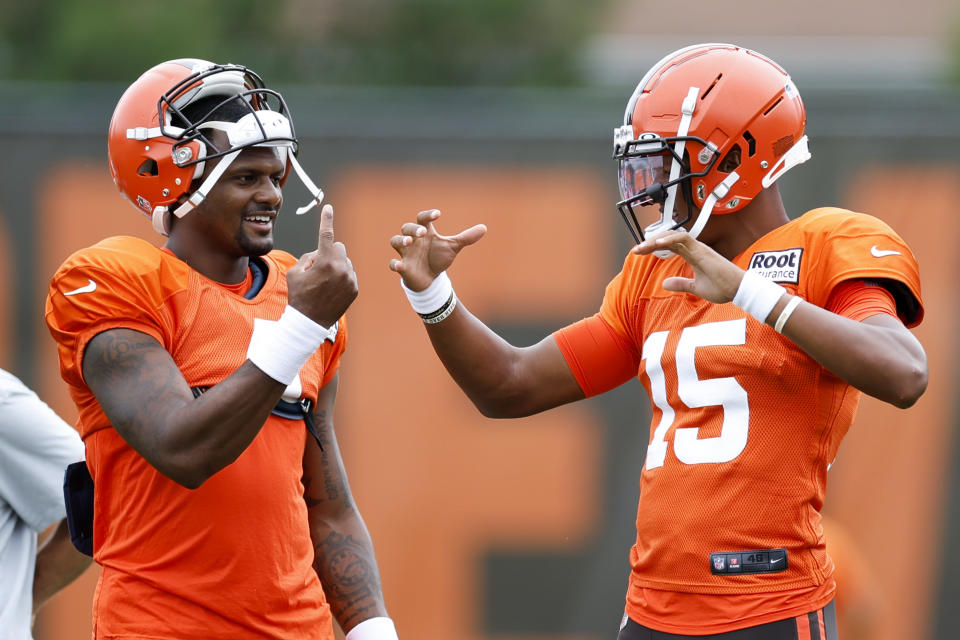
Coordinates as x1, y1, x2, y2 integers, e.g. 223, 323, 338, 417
165, 130, 287, 283
198, 145, 286, 257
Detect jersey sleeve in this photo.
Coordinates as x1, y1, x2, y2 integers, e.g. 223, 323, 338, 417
804, 212, 923, 327
45, 238, 181, 388
554, 313, 639, 397
0, 370, 84, 531
825, 278, 898, 321
553, 264, 642, 397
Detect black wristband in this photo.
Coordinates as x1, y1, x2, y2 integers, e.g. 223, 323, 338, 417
420, 292, 457, 324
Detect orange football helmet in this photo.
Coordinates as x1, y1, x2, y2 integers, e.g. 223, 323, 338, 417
613, 44, 810, 245
108, 59, 324, 235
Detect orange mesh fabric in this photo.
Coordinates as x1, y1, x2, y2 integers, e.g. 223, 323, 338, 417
45, 236, 344, 639
554, 207, 923, 633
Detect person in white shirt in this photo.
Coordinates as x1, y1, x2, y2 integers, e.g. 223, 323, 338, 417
0, 369, 90, 639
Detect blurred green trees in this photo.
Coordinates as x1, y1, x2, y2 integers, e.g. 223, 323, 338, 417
0, 0, 608, 85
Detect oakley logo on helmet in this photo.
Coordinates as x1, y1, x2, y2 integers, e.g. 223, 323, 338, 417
612, 125, 634, 155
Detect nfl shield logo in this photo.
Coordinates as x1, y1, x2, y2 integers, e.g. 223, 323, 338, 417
713, 556, 726, 571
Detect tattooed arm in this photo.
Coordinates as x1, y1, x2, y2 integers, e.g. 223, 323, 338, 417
83, 328, 287, 488
302, 372, 391, 633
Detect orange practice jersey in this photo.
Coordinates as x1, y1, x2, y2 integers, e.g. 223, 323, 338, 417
554, 208, 923, 634
45, 236, 345, 640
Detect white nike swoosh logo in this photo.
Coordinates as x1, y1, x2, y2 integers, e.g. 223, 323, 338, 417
870, 245, 901, 258
771, 557, 783, 564
64, 279, 97, 296
325, 321, 339, 344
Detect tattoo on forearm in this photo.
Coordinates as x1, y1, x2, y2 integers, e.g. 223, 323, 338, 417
302, 409, 356, 510
315, 410, 347, 504
314, 531, 383, 628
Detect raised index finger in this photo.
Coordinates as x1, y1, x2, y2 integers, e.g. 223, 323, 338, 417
317, 204, 335, 249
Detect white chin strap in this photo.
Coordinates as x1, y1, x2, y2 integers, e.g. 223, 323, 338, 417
655, 87, 698, 234
644, 171, 741, 259
687, 171, 741, 239
149, 110, 325, 236
289, 154, 325, 215
641, 86, 699, 258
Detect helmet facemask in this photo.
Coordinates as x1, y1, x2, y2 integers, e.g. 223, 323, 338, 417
161, 67, 296, 177
614, 133, 718, 244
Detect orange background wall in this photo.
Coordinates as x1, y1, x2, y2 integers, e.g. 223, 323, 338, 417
28, 161, 958, 640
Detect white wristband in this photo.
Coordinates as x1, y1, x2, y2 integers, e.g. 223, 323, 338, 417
345, 617, 399, 640
732, 270, 786, 323
774, 295, 803, 334
246, 305, 337, 385
401, 271, 453, 315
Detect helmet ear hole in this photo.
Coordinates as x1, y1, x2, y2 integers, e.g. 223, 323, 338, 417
137, 159, 159, 176
718, 145, 741, 173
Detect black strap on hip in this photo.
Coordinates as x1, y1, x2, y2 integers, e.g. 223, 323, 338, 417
63, 460, 94, 557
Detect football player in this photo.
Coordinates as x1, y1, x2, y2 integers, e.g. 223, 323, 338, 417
46, 60, 398, 640
389, 43, 927, 639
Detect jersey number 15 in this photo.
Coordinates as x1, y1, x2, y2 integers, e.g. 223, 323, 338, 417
642, 318, 749, 470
